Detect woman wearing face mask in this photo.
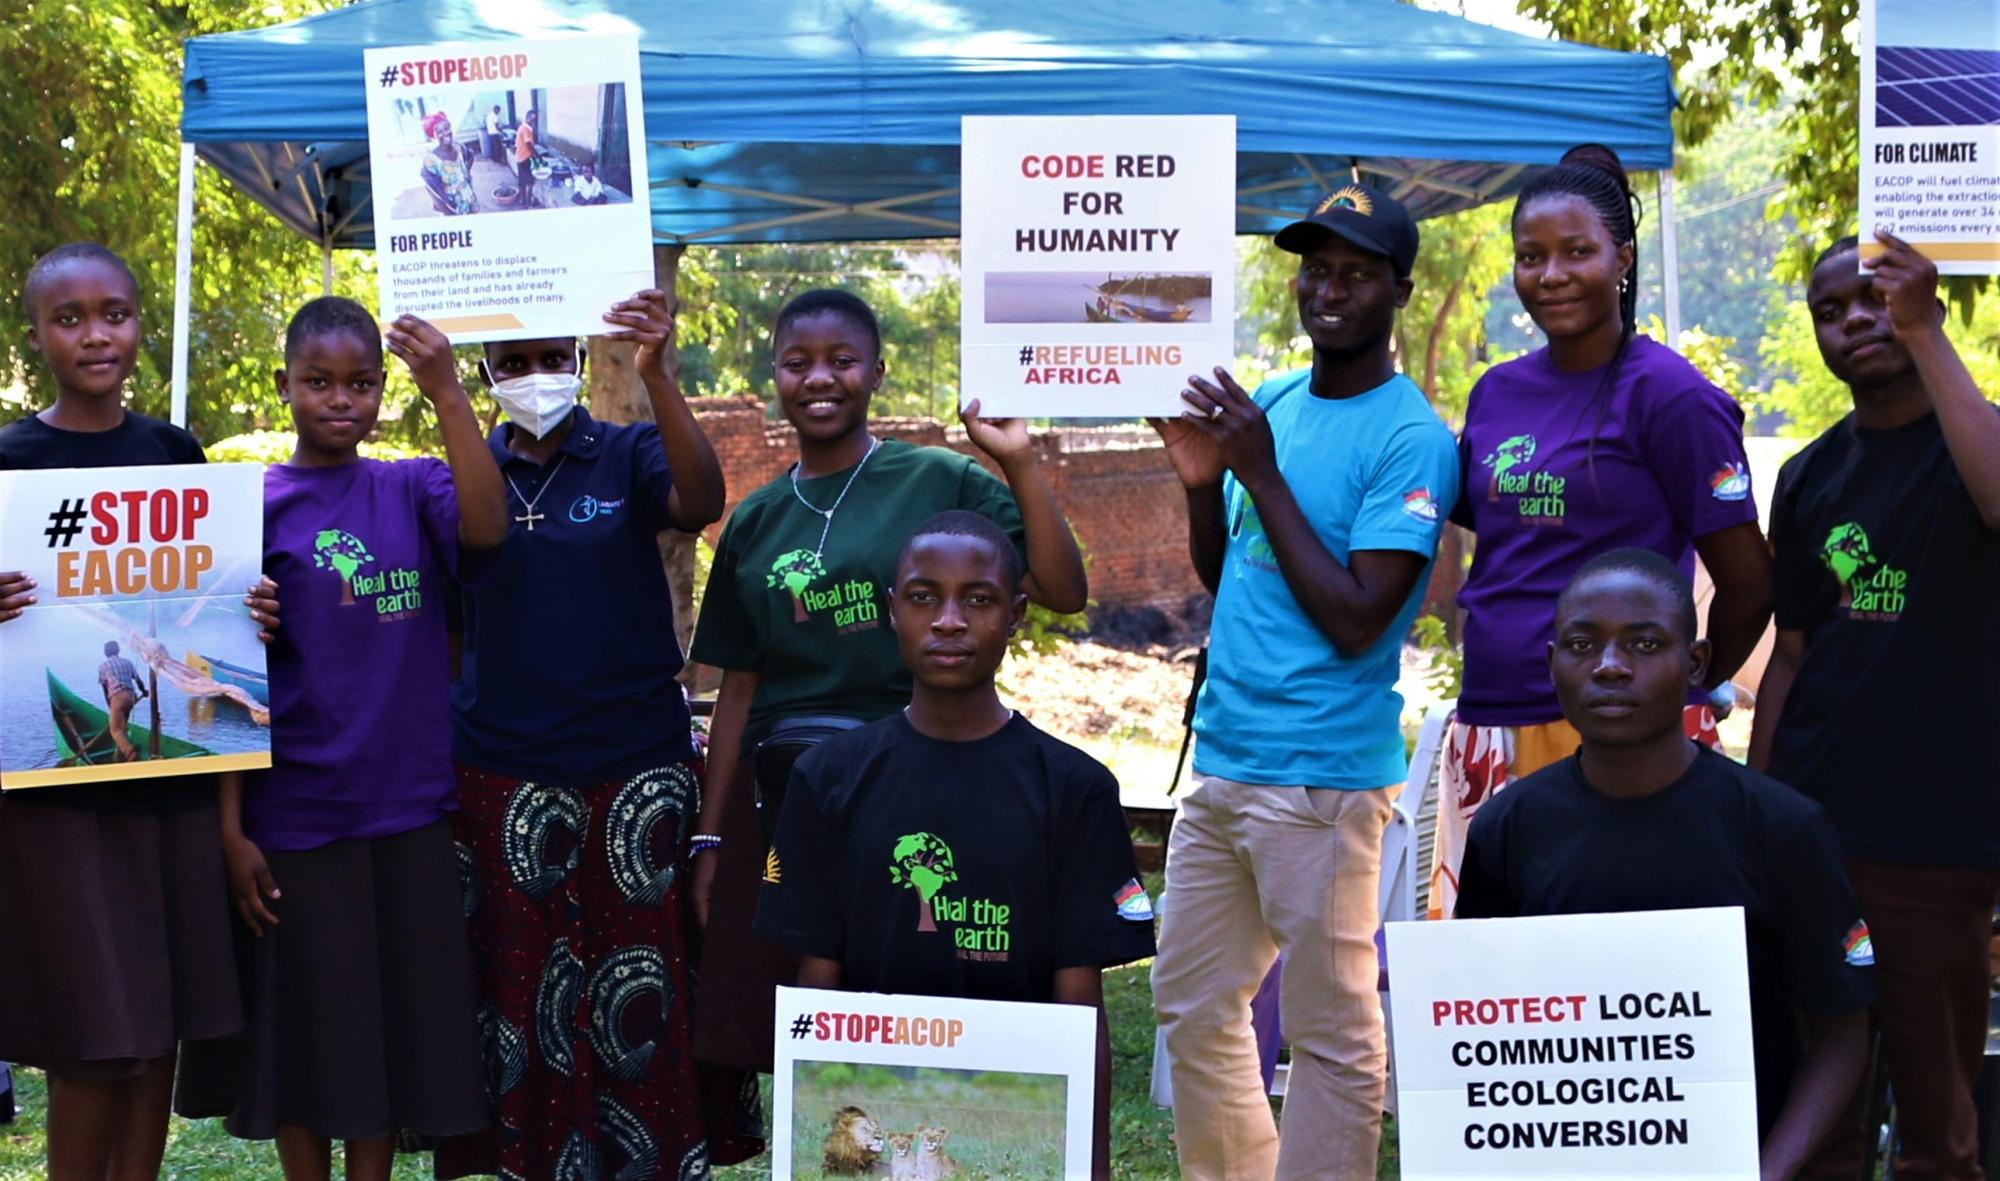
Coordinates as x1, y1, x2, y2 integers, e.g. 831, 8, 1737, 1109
432, 291, 759, 1179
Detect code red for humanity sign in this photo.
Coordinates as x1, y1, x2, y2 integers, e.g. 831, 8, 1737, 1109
774, 985, 1097, 1179
1385, 908, 1758, 1180
960, 116, 1236, 418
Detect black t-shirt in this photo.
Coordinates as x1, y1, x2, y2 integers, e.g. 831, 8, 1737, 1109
755, 712, 1157, 1002
0, 411, 213, 813
1456, 749, 1876, 1136
1768, 410, 2000, 866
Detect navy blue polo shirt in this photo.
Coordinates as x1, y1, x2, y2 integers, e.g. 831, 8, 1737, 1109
451, 406, 695, 783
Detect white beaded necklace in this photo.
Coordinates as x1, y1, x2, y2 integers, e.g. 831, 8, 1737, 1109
789, 435, 880, 559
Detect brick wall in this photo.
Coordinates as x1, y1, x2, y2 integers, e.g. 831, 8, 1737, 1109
689, 397, 1205, 609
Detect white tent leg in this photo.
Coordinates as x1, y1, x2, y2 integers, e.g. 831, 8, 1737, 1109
171, 142, 196, 428
1656, 169, 1681, 345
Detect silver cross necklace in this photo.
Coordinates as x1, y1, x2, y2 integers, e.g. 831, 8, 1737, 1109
506, 455, 568, 531
790, 435, 880, 559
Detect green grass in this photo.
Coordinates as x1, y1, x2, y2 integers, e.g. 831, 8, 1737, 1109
785, 1064, 1066, 1180
0, 1069, 435, 1180
3, 884, 1400, 1180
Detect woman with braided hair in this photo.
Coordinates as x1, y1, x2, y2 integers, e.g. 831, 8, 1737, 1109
1431, 144, 1773, 918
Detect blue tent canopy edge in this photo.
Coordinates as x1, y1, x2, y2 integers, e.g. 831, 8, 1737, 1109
180, 0, 1677, 247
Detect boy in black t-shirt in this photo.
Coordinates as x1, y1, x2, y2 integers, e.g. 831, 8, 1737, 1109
756, 511, 1155, 1180
1750, 231, 2000, 1180
1458, 549, 1873, 1177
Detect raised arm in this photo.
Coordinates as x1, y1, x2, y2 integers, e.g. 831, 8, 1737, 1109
1149, 416, 1227, 594
1870, 231, 2000, 531
387, 315, 507, 548
960, 400, 1087, 612
605, 289, 726, 530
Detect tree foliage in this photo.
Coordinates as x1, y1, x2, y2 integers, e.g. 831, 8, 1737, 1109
678, 245, 961, 419
1517, 0, 1856, 278
1236, 203, 1515, 422
0, 0, 395, 444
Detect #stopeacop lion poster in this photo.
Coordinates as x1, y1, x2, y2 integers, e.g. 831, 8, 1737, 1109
0, 464, 271, 790
961, 115, 1237, 417
1860, 0, 2000, 273
363, 34, 653, 341
774, 986, 1097, 1179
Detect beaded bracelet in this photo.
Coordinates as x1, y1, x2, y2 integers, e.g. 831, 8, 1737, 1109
689, 834, 724, 855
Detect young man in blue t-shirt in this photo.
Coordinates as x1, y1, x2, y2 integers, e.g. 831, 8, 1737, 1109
1150, 186, 1459, 1181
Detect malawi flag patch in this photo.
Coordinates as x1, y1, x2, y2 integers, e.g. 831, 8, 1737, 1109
1114, 878, 1154, 922
1843, 921, 1874, 967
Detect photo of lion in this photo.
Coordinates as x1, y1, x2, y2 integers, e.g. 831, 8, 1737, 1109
789, 1062, 1067, 1180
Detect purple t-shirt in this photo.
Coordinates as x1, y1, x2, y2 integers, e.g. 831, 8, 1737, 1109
249, 459, 471, 850
1456, 335, 1757, 726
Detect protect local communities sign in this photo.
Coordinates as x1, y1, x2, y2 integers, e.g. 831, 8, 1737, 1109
960, 115, 1237, 418
363, 34, 654, 340
1386, 907, 1759, 1180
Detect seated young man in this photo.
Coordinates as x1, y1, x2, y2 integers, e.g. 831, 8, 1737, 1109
755, 510, 1156, 1180
1455, 549, 1874, 1180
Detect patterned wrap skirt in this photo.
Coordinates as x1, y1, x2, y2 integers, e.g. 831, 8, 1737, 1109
434, 759, 765, 1181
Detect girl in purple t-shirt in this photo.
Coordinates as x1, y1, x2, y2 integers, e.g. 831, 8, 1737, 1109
184, 297, 506, 1179
1432, 145, 1773, 919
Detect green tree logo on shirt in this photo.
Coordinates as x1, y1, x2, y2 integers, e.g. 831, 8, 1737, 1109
767, 549, 827, 623
1820, 522, 1875, 598
889, 832, 958, 933
1482, 434, 1537, 501
313, 529, 375, 606
1820, 522, 1906, 619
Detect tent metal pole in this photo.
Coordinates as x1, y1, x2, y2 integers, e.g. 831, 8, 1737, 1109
322, 240, 334, 295
171, 141, 196, 429
1656, 169, 1681, 345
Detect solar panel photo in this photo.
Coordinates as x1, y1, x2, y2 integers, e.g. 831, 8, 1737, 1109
1877, 47, 2000, 127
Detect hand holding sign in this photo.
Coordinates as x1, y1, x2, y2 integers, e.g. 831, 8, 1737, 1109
385, 314, 464, 403
604, 289, 677, 380
246, 576, 280, 644
1178, 369, 1278, 488
959, 398, 1033, 467
0, 571, 35, 623
1865, 230, 1947, 337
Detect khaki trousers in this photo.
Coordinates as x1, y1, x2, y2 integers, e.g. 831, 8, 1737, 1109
1153, 774, 1394, 1181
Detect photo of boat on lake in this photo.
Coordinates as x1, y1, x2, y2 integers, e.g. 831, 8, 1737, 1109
985, 271, 1213, 325
0, 596, 272, 790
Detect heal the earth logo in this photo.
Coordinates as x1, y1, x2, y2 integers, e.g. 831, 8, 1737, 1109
1821, 523, 1906, 621
1483, 434, 1565, 525
889, 832, 1012, 962
314, 529, 424, 620
766, 549, 880, 631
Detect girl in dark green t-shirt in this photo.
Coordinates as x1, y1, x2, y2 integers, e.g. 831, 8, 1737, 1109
685, 288, 1087, 1071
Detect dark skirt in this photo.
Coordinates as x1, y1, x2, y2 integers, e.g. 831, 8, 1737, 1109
175, 816, 488, 1142
690, 756, 798, 1076
432, 761, 764, 1180
0, 796, 241, 1080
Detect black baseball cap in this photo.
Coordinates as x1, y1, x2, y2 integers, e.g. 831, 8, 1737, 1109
1274, 184, 1420, 276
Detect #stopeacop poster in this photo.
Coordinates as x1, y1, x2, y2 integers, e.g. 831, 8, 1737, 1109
961, 115, 1238, 417
1860, 0, 2000, 273
773, 986, 1098, 1180
364, 34, 654, 340
0, 464, 271, 790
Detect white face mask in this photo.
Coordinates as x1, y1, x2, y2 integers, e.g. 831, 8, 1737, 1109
490, 371, 580, 438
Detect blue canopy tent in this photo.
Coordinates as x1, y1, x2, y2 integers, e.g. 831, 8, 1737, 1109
172, 0, 1680, 417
